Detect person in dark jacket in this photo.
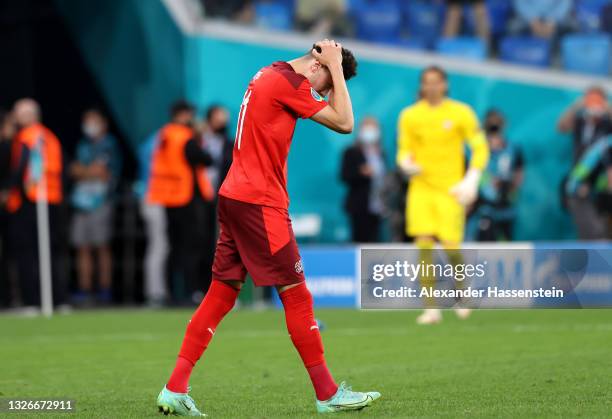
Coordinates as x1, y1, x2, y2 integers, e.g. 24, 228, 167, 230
0, 110, 17, 307
198, 104, 234, 296
340, 117, 386, 243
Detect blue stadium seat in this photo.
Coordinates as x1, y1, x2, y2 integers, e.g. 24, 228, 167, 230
392, 38, 428, 51
465, 0, 511, 35
561, 34, 611, 76
576, 0, 612, 32
353, 0, 402, 44
404, 1, 445, 47
499, 37, 552, 67
254, 1, 292, 31
435, 37, 486, 60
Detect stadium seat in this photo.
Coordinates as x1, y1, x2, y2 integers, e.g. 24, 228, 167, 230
403, 1, 445, 47
465, 0, 511, 35
392, 38, 428, 51
435, 37, 486, 60
499, 37, 552, 67
561, 34, 611, 76
353, 0, 402, 44
254, 1, 292, 31
576, 0, 612, 32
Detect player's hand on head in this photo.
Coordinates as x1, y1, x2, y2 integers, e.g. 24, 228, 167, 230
312, 39, 342, 67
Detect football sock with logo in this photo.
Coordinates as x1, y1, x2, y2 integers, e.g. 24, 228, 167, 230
167, 280, 240, 393
279, 282, 338, 401
443, 243, 467, 301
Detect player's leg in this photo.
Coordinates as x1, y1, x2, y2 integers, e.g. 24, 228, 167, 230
225, 198, 380, 412
166, 279, 242, 393
407, 182, 441, 324
276, 282, 337, 401
158, 197, 245, 416
438, 192, 471, 319
158, 279, 241, 416
415, 235, 442, 325
277, 282, 381, 412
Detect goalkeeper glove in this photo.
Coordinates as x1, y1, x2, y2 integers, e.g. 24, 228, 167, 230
450, 168, 481, 206
398, 156, 422, 177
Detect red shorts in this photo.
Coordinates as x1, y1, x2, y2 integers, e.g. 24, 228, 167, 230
212, 196, 305, 287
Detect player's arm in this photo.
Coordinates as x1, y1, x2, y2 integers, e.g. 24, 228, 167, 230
310, 40, 354, 134
396, 109, 421, 176
450, 106, 490, 205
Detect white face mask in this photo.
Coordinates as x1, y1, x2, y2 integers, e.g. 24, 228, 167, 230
359, 126, 380, 144
82, 122, 103, 138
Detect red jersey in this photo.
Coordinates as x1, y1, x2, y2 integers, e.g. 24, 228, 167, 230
219, 61, 328, 209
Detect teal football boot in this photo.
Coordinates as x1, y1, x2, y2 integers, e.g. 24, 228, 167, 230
157, 386, 206, 416
316, 381, 381, 413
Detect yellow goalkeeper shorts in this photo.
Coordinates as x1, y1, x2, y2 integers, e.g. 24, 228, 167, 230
406, 180, 465, 243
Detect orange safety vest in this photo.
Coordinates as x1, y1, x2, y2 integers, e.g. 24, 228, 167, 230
6, 123, 63, 213
146, 123, 213, 207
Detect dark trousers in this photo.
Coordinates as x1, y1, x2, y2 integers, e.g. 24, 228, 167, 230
9, 201, 66, 306
166, 196, 213, 302
349, 212, 381, 243
477, 216, 513, 241
0, 209, 12, 307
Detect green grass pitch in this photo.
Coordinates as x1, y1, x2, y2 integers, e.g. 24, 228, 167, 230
1, 308, 611, 418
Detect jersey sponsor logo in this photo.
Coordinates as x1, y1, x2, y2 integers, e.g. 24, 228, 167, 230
443, 120, 454, 130
310, 87, 323, 102
295, 259, 304, 274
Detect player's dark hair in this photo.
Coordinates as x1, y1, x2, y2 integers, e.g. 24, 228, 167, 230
418, 65, 449, 98
311, 44, 358, 81
170, 99, 195, 118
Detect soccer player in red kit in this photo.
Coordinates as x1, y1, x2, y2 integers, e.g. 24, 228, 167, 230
157, 40, 381, 416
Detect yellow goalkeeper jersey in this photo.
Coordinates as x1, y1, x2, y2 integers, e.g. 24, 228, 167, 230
396, 98, 489, 190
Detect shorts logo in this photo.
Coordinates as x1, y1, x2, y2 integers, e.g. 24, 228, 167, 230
294, 259, 304, 274
310, 88, 323, 102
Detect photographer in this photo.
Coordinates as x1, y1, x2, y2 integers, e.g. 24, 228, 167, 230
565, 135, 612, 240
558, 86, 612, 162
471, 109, 523, 241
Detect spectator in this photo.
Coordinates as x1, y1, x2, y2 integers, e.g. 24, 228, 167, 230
443, 0, 490, 44
7, 98, 67, 313
0, 110, 17, 307
565, 135, 612, 239
470, 109, 523, 241
199, 104, 233, 295
511, 0, 573, 39
603, 2, 612, 34
69, 108, 121, 305
146, 100, 215, 304
138, 129, 170, 307
201, 105, 233, 192
296, 0, 352, 36
340, 116, 386, 243
380, 168, 409, 242
201, 0, 253, 22
558, 86, 612, 162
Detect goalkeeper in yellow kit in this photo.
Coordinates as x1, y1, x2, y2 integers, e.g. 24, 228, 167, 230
396, 66, 489, 325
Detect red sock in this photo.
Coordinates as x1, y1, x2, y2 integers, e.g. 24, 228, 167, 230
166, 280, 239, 393
279, 283, 338, 401
166, 356, 193, 393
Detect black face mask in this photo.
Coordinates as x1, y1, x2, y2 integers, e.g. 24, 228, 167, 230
485, 123, 501, 134
214, 125, 228, 135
